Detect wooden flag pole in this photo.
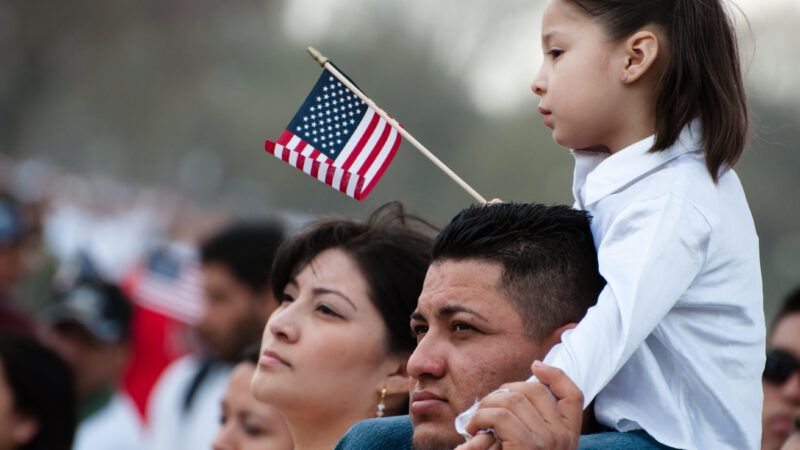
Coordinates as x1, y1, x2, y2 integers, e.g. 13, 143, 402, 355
307, 47, 487, 204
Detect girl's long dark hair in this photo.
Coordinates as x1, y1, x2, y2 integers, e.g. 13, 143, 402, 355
568, 0, 748, 182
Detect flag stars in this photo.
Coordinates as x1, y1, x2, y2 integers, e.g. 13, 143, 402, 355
323, 86, 328, 92
337, 139, 342, 144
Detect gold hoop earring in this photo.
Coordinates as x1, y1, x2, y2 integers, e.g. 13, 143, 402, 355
376, 387, 387, 418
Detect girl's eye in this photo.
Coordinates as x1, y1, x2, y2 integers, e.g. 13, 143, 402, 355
243, 424, 266, 436
547, 48, 563, 59
316, 303, 342, 318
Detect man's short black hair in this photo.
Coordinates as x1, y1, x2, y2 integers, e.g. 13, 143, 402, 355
200, 222, 286, 294
432, 202, 605, 342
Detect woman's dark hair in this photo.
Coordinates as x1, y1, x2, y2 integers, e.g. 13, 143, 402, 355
0, 333, 77, 450
567, 0, 748, 182
270, 202, 436, 354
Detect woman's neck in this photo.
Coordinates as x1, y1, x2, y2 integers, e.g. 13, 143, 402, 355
283, 409, 369, 450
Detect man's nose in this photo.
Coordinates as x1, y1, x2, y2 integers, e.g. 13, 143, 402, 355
407, 334, 446, 380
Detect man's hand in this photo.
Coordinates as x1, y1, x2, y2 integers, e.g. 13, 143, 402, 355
453, 361, 583, 450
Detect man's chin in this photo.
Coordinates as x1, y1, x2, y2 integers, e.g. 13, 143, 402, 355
411, 420, 464, 450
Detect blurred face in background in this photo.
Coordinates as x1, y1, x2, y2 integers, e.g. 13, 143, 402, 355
0, 359, 38, 450
763, 313, 800, 450
212, 362, 292, 450
198, 263, 276, 362
39, 322, 128, 399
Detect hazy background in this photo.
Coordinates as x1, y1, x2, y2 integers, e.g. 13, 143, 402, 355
1, 0, 798, 320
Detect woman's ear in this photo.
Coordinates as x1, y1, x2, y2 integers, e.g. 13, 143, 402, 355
620, 28, 661, 84
12, 414, 39, 447
380, 362, 411, 417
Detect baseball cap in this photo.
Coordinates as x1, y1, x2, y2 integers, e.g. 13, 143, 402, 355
42, 279, 133, 343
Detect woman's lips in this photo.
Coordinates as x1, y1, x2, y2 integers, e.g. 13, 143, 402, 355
410, 390, 448, 415
259, 349, 291, 368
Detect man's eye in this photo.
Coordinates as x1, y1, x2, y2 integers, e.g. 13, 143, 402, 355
451, 322, 475, 333
411, 325, 428, 337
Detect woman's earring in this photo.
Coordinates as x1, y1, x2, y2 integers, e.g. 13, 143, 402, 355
376, 387, 387, 418
622, 72, 629, 82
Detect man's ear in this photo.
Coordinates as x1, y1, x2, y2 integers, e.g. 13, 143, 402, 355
12, 414, 39, 447
543, 322, 578, 350
620, 29, 661, 84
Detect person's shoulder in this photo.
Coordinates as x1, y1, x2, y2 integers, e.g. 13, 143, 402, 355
335, 415, 413, 450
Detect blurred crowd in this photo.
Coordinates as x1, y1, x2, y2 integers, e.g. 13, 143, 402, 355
1, 156, 799, 450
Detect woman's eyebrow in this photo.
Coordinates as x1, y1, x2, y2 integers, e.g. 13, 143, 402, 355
312, 287, 358, 311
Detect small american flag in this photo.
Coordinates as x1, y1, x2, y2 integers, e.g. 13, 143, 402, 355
264, 68, 401, 200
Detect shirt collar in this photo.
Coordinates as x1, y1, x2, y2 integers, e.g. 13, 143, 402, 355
572, 120, 704, 207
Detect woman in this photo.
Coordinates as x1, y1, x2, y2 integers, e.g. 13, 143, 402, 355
251, 203, 435, 450
0, 333, 77, 450
212, 347, 293, 450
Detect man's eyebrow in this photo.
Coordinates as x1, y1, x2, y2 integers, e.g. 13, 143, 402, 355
437, 304, 489, 323
312, 287, 358, 311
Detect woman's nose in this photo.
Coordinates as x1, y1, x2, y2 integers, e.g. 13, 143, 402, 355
267, 305, 300, 343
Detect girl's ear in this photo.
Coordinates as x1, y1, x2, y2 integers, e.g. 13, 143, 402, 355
621, 29, 662, 84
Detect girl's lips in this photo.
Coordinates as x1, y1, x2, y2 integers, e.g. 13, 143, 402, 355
538, 107, 554, 128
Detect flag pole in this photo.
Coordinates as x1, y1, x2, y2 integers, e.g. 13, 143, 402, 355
307, 47, 487, 204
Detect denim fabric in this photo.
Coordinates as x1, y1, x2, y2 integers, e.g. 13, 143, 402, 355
335, 415, 413, 450
579, 430, 680, 449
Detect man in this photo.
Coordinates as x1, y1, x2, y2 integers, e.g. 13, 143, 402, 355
0, 195, 33, 334
39, 277, 141, 450
144, 221, 285, 450
337, 203, 605, 449
763, 287, 800, 450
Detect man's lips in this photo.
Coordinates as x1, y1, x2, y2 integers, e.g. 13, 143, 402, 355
410, 390, 448, 415
259, 349, 291, 368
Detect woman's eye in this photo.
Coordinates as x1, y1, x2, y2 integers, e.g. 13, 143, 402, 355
219, 414, 228, 425
243, 424, 266, 436
278, 292, 294, 304
547, 48, 563, 59
316, 303, 342, 318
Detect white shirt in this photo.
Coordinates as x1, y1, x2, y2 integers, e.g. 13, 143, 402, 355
73, 392, 143, 450
544, 121, 765, 450
142, 355, 231, 450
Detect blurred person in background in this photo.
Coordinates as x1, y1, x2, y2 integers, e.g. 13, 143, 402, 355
764, 287, 800, 449
250, 203, 435, 450
212, 346, 293, 450
0, 196, 33, 334
0, 333, 77, 450
38, 277, 140, 450
144, 221, 285, 450
763, 286, 800, 450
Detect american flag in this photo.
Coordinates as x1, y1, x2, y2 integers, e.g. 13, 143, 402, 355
264, 68, 401, 200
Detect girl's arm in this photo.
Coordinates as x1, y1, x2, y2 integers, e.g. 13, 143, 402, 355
543, 192, 711, 407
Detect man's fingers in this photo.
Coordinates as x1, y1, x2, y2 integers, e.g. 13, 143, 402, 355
465, 407, 548, 449
474, 388, 549, 434
453, 432, 498, 450
531, 361, 584, 434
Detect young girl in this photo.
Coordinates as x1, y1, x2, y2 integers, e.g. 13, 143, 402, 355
459, 1, 764, 449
